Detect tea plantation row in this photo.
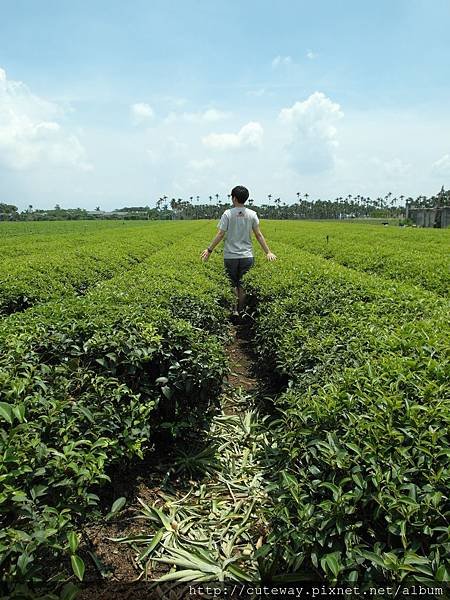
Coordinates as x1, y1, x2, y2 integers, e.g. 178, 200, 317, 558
0, 229, 233, 595
264, 221, 450, 297
0, 221, 206, 316
245, 241, 450, 583
0, 221, 175, 258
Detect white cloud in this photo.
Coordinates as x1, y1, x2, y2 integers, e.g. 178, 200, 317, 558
131, 102, 154, 124
385, 158, 411, 177
165, 108, 230, 124
306, 50, 318, 60
0, 67, 91, 171
431, 154, 450, 176
167, 136, 187, 153
188, 158, 216, 170
278, 92, 343, 173
145, 136, 187, 165
271, 55, 293, 68
370, 157, 411, 178
202, 109, 229, 122
202, 122, 263, 151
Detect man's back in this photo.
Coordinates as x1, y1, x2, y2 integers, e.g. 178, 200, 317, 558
219, 206, 259, 258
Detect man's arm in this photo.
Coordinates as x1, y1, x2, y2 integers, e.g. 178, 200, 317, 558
253, 225, 277, 261
200, 229, 225, 261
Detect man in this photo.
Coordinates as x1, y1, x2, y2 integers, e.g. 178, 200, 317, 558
200, 185, 276, 316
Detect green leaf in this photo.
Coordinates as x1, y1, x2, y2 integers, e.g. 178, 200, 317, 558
152, 547, 221, 574
161, 385, 173, 399
71, 555, 85, 582
320, 482, 341, 499
12, 404, 25, 422
60, 582, 79, 600
320, 551, 341, 578
156, 568, 213, 582
436, 564, 450, 582
17, 552, 32, 574
0, 402, 13, 424
106, 496, 126, 520
226, 563, 254, 582
348, 570, 359, 583
352, 472, 364, 488
357, 549, 386, 568
77, 405, 95, 423
67, 531, 79, 554
138, 528, 165, 562
281, 471, 297, 488
137, 497, 172, 529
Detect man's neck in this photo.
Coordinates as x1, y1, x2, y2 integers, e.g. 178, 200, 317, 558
233, 203, 246, 208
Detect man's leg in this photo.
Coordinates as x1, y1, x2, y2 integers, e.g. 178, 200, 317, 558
224, 259, 240, 315
236, 258, 254, 313
237, 286, 246, 312
233, 287, 239, 315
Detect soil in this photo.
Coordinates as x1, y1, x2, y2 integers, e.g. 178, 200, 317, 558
77, 320, 257, 600
225, 321, 258, 404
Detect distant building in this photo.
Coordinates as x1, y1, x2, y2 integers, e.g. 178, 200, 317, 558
407, 206, 450, 228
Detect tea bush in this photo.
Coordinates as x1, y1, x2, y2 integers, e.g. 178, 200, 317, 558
264, 221, 450, 297
246, 244, 450, 583
0, 233, 232, 593
0, 221, 208, 316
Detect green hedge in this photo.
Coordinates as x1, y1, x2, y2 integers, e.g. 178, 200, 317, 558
0, 221, 208, 316
264, 221, 450, 297
245, 244, 450, 583
0, 235, 232, 593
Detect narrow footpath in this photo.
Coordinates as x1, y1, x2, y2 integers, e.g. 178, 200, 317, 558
78, 322, 274, 600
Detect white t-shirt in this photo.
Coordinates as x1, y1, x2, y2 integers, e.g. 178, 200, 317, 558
218, 206, 259, 259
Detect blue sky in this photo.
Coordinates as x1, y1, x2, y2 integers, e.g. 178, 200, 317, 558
1, 0, 450, 210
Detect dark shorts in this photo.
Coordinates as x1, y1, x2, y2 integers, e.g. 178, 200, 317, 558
224, 257, 254, 287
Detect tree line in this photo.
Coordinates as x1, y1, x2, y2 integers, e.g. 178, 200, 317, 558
1, 187, 449, 221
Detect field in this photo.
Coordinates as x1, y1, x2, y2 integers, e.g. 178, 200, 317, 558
0, 220, 449, 598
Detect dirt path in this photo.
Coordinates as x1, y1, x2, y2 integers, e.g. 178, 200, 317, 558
225, 322, 258, 406
78, 322, 271, 599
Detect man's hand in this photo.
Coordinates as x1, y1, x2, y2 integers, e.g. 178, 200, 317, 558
266, 252, 277, 261
200, 249, 211, 262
